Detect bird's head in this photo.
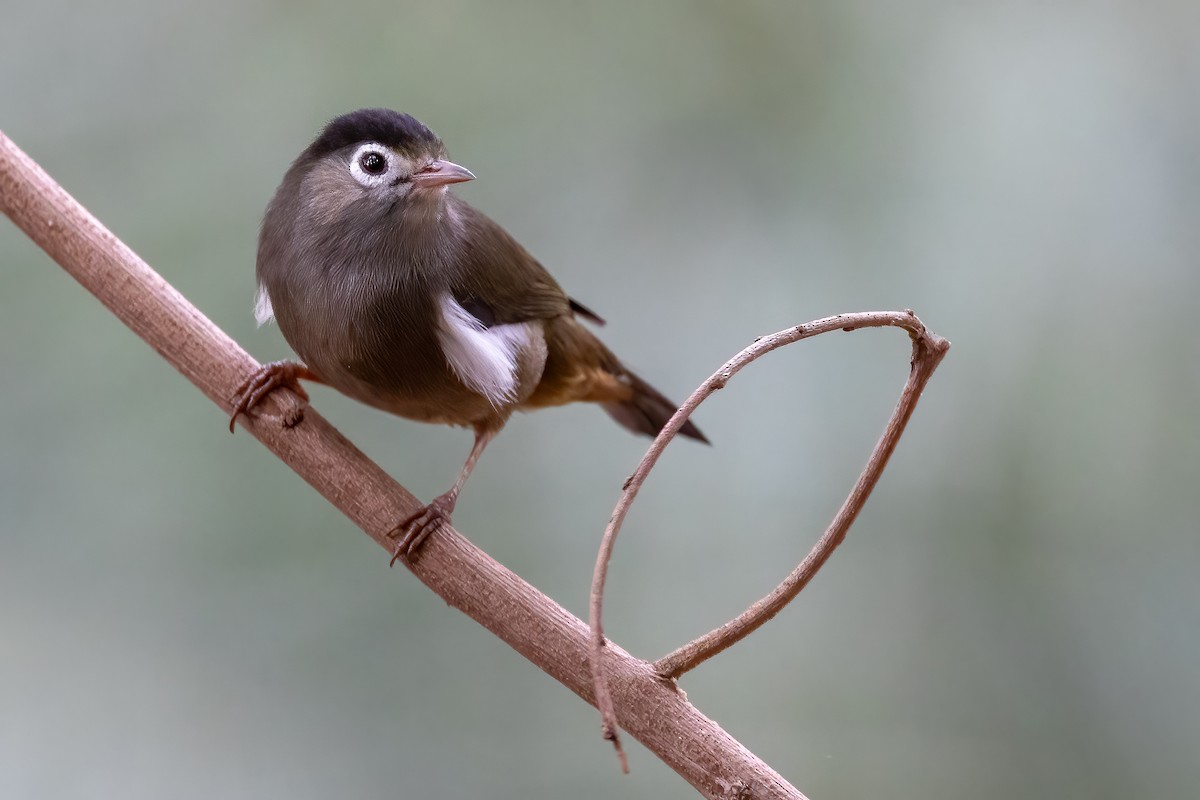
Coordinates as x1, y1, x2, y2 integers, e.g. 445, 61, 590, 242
289, 108, 475, 223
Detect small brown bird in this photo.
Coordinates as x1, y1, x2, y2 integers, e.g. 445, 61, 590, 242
232, 109, 706, 559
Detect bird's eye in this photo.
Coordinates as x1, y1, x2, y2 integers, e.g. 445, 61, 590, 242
359, 151, 387, 175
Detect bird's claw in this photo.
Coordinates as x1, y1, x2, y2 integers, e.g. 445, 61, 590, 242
388, 494, 456, 565
229, 361, 311, 433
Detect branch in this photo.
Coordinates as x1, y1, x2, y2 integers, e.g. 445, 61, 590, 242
590, 313, 949, 749
0, 131, 806, 798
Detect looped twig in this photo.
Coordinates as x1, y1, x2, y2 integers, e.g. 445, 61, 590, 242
589, 310, 950, 766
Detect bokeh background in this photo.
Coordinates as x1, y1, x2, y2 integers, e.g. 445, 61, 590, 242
3, 2, 1198, 797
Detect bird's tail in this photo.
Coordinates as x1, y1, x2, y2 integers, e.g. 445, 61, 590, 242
527, 317, 709, 444
600, 369, 709, 444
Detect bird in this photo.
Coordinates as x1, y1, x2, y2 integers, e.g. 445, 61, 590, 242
230, 108, 706, 561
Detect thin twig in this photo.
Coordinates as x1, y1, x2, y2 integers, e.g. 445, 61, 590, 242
0, 130, 806, 800
590, 311, 949, 751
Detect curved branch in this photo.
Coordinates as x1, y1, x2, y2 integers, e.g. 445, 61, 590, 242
0, 131, 806, 800
590, 312, 949, 746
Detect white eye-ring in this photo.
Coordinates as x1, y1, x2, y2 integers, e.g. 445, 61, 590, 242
349, 142, 394, 187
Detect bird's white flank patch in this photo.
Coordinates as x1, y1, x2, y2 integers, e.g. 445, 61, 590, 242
254, 283, 275, 326
437, 293, 531, 408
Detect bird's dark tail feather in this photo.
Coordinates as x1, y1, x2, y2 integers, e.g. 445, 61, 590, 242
602, 371, 709, 445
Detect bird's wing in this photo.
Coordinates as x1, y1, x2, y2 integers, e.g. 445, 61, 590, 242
449, 201, 601, 328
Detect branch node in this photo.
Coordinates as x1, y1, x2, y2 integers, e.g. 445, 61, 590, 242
726, 779, 754, 799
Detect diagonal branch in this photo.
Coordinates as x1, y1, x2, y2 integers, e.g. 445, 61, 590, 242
0, 130, 805, 800
589, 312, 949, 755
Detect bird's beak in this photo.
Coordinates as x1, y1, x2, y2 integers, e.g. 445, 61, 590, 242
412, 159, 476, 188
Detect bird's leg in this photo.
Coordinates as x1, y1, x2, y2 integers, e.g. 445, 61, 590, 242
389, 427, 498, 564
229, 360, 323, 432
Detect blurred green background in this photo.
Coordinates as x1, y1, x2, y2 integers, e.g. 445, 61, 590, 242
3, 1, 1198, 797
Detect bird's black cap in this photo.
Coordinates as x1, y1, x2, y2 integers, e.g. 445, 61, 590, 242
305, 108, 444, 159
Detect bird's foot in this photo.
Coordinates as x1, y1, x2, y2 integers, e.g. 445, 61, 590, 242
229, 360, 311, 433
388, 492, 457, 565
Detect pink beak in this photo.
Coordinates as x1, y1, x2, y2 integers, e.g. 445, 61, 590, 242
412, 159, 476, 188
